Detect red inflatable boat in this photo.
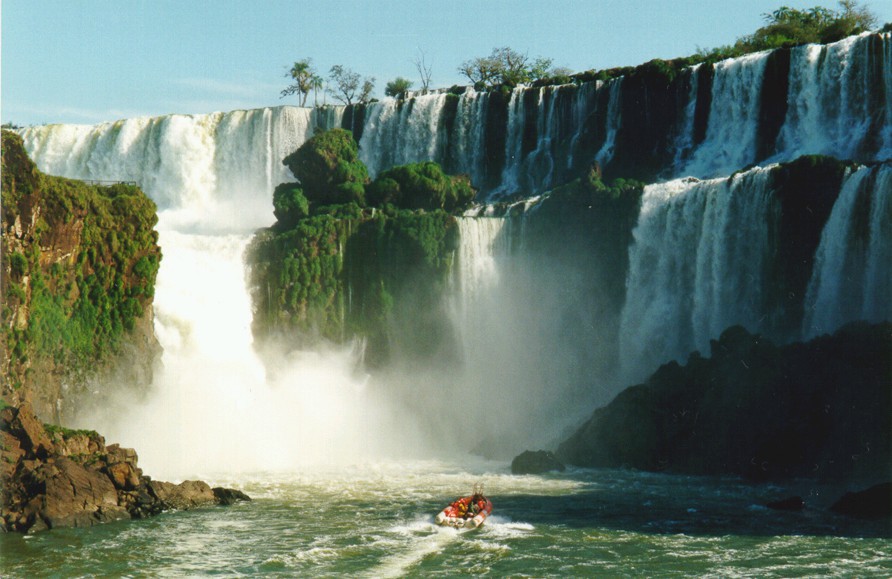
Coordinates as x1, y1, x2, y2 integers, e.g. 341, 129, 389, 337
435, 493, 493, 529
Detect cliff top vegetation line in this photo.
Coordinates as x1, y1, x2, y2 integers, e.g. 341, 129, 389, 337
277, 1, 886, 104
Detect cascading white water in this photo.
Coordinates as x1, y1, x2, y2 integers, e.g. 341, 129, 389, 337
21, 107, 429, 479
802, 163, 892, 338
619, 167, 776, 381
359, 92, 450, 178
594, 79, 623, 168
500, 82, 602, 196
455, 217, 506, 304
672, 64, 702, 169
776, 32, 892, 163
105, 229, 394, 478
21, 106, 338, 231
680, 52, 770, 177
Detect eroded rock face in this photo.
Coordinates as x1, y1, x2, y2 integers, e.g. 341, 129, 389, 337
149, 480, 217, 511
1, 402, 250, 533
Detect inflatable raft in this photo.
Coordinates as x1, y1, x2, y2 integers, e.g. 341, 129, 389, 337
435, 494, 493, 529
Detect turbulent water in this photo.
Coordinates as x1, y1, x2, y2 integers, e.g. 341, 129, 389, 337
3, 461, 891, 577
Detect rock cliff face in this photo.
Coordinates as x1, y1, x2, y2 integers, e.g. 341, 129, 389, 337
1, 131, 162, 423
0, 402, 249, 533
556, 322, 892, 483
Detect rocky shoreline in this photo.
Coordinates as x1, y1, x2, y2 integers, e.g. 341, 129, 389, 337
1, 403, 249, 534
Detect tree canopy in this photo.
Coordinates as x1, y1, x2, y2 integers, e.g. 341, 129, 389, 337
459, 47, 557, 89
699, 0, 879, 59
328, 65, 375, 105
275, 128, 476, 226
280, 59, 320, 107
385, 77, 413, 99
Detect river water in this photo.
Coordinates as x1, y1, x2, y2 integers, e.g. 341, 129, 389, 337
3, 460, 890, 577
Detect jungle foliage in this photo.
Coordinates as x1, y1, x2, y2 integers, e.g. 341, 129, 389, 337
251, 128, 470, 365
572, 1, 880, 85
1, 131, 161, 389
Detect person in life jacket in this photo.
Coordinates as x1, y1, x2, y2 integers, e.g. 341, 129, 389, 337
456, 496, 470, 518
469, 493, 486, 517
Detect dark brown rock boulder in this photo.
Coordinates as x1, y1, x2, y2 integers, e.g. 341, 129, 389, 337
36, 457, 130, 529
1, 401, 251, 533
2, 404, 54, 459
149, 479, 217, 510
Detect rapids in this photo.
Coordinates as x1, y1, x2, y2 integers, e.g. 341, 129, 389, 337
2, 462, 890, 577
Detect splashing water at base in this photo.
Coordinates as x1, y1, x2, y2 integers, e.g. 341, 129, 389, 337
3, 461, 889, 577
82, 216, 430, 480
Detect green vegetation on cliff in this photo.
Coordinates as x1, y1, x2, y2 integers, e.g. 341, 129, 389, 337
367, 161, 475, 212
571, 1, 879, 86
1, 131, 161, 400
250, 129, 467, 365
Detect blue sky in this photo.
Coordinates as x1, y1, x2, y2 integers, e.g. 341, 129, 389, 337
3, 0, 891, 126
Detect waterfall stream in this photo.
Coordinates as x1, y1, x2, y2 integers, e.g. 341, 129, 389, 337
17, 31, 892, 469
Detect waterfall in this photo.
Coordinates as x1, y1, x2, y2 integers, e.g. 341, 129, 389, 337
802, 163, 892, 338
20, 107, 427, 478
679, 52, 770, 177
23, 32, 878, 208
358, 92, 450, 177
672, 63, 702, 169
620, 167, 776, 380
17, 30, 891, 462
21, 106, 340, 232
594, 79, 623, 168
455, 217, 507, 303
776, 32, 892, 163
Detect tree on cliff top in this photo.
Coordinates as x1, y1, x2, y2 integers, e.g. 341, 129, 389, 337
697, 0, 879, 60
748, 1, 877, 45
385, 77, 413, 99
281, 59, 318, 107
459, 47, 556, 89
282, 128, 369, 207
328, 65, 375, 106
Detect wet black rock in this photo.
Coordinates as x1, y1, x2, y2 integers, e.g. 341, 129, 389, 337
831, 482, 892, 519
511, 450, 566, 474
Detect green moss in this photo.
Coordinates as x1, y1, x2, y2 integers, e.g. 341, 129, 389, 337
44, 423, 100, 440
282, 128, 369, 206
367, 161, 476, 212
249, 207, 458, 365
1, 130, 161, 382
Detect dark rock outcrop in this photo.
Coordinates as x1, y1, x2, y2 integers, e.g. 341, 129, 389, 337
557, 321, 892, 483
213, 487, 253, 505
511, 450, 566, 474
1, 403, 250, 534
830, 482, 892, 519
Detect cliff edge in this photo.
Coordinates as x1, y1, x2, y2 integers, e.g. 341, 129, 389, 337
1, 130, 162, 422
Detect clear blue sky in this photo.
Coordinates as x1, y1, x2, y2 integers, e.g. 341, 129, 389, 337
3, 0, 890, 126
